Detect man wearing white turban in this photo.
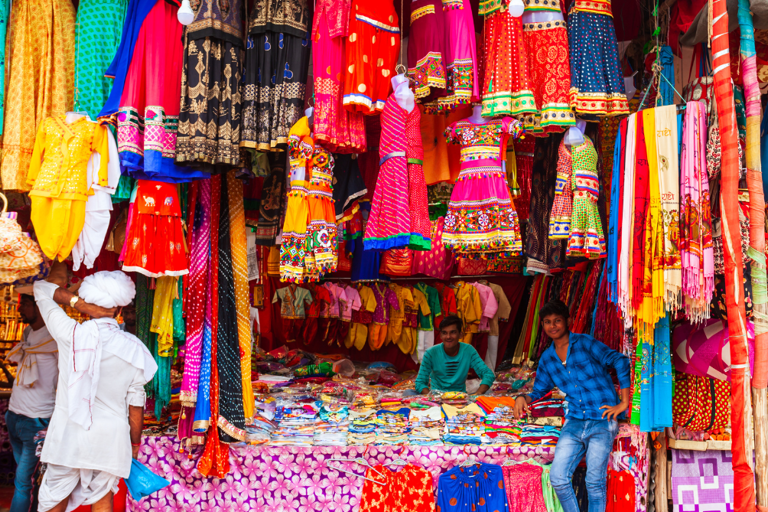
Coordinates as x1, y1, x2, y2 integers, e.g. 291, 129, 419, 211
32, 271, 158, 512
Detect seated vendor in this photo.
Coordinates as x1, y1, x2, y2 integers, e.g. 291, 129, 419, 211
414, 315, 495, 394
514, 299, 631, 512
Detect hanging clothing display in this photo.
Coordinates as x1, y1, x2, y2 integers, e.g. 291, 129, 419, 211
408, 0, 448, 101
411, 217, 455, 280
480, 3, 536, 118
1, 0, 76, 192
332, 154, 368, 220
443, 117, 524, 258
175, 0, 244, 171
364, 96, 431, 251
312, 0, 367, 152
520, 0, 575, 134
436, 463, 507, 512
254, 155, 287, 245
241, 0, 311, 151
566, 136, 606, 259
342, 0, 400, 114
567, 0, 628, 117
549, 140, 574, 239
74, 0, 128, 118
0, 0, 8, 135
359, 464, 436, 512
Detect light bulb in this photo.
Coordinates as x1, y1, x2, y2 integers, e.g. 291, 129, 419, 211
177, 0, 194, 25
508, 0, 525, 17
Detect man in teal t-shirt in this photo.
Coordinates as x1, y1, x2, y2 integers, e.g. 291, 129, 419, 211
414, 316, 496, 394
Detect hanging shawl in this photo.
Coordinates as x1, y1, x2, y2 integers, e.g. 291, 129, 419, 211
640, 108, 664, 330
215, 175, 246, 443
619, 114, 637, 322
655, 105, 682, 310
653, 314, 674, 429
193, 180, 214, 433
607, 119, 627, 302
181, 180, 211, 407
227, 171, 254, 420
631, 114, 650, 318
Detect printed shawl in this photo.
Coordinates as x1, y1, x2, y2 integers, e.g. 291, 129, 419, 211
619, 114, 637, 322
640, 108, 664, 330
631, 114, 650, 317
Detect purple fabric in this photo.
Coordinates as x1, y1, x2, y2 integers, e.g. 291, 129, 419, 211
671, 449, 733, 512
672, 319, 755, 381
127, 434, 649, 512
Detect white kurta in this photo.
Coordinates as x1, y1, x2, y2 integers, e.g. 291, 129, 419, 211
34, 281, 157, 478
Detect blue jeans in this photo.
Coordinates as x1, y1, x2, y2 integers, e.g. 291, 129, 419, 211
6, 411, 49, 512
550, 418, 618, 512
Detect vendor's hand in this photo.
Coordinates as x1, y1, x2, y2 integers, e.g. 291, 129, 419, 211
132, 443, 140, 459
513, 396, 530, 419
600, 402, 628, 421
420, 387, 430, 395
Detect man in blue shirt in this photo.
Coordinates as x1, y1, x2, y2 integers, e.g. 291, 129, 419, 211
514, 299, 631, 512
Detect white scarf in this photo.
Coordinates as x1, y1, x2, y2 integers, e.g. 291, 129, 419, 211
6, 328, 57, 387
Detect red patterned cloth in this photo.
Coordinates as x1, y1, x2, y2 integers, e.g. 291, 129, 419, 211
360, 464, 436, 512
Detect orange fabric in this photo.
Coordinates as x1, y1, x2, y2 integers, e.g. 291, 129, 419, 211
420, 106, 469, 184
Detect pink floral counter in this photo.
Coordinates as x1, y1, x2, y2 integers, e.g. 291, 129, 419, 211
128, 430, 648, 512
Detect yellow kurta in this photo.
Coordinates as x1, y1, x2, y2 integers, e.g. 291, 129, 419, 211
151, 277, 178, 357
454, 282, 482, 343
27, 115, 109, 261
1, 0, 76, 191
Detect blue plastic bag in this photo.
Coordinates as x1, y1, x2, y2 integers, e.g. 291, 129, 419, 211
125, 459, 170, 501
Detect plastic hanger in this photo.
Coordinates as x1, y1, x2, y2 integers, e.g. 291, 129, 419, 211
460, 456, 480, 467
383, 458, 410, 467
328, 457, 386, 478
327, 461, 387, 485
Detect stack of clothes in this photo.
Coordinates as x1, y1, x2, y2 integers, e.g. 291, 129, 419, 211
529, 397, 565, 417
379, 395, 404, 409
443, 404, 486, 445
314, 404, 350, 446
348, 409, 377, 445
375, 408, 411, 445
271, 401, 319, 446
409, 406, 444, 446
441, 391, 469, 407
519, 424, 561, 447
483, 406, 523, 444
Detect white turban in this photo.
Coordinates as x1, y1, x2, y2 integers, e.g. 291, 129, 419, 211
78, 271, 135, 308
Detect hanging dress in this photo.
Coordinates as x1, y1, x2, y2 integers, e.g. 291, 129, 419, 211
241, 0, 311, 151
408, 0, 448, 102
566, 136, 606, 258
312, 0, 367, 152
549, 140, 573, 239
479, 0, 536, 118
0, 0, 75, 192
364, 96, 431, 251
520, 0, 575, 134
443, 117, 524, 258
176, 0, 244, 171
429, 0, 479, 112
567, 0, 629, 117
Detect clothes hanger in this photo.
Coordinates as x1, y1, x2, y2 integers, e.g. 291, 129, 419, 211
459, 455, 480, 467
327, 460, 387, 485
328, 457, 386, 478
383, 457, 410, 468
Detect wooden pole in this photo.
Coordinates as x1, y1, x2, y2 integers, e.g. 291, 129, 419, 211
654, 432, 668, 512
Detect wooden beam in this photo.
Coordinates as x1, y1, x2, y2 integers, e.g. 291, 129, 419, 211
655, 432, 669, 512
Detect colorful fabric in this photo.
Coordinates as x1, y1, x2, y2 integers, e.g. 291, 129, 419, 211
671, 450, 733, 512
74, 0, 128, 119
437, 463, 507, 512
0, 0, 76, 191
480, 8, 536, 117
0, 0, 8, 135
408, 0, 448, 101
549, 140, 573, 239
312, 1, 367, 153
502, 463, 547, 512
443, 118, 524, 258
521, 21, 575, 134
566, 136, 606, 259
365, 95, 431, 251
411, 217, 455, 280
254, 157, 286, 245
567, 6, 628, 117
359, 464, 436, 512
241, 0, 311, 151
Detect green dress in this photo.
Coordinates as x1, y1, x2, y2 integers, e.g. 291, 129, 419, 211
566, 136, 606, 259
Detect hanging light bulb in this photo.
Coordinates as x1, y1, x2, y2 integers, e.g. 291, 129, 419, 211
508, 0, 525, 17
177, 0, 194, 25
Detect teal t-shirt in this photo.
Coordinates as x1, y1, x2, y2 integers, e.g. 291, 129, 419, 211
414, 343, 496, 392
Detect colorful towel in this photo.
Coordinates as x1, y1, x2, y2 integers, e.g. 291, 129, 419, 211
671, 449, 733, 512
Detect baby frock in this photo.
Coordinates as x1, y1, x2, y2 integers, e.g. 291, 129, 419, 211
443, 117, 524, 259
549, 140, 573, 239
566, 135, 606, 258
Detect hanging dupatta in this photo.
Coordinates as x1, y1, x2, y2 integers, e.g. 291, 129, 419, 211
619, 114, 636, 321
631, 114, 650, 317
193, 180, 214, 437
699, 102, 715, 306
227, 171, 254, 420
607, 120, 626, 303
652, 314, 673, 429
641, 108, 664, 329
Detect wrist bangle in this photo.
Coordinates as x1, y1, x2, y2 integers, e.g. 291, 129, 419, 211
131, 442, 141, 447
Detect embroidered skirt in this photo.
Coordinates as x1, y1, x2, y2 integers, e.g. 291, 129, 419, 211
407, 0, 448, 102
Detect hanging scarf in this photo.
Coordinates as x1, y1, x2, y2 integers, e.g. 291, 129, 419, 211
227, 171, 254, 422
652, 314, 673, 429
619, 114, 637, 321
641, 108, 664, 330
607, 119, 626, 302
655, 105, 682, 310
193, 180, 213, 433
199, 175, 229, 478
181, 180, 210, 407
631, 114, 650, 317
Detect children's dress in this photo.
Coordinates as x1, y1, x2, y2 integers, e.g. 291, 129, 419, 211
566, 136, 606, 258
549, 140, 573, 239
443, 117, 524, 258
437, 463, 508, 512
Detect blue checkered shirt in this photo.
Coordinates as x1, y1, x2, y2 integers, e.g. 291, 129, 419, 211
527, 332, 632, 420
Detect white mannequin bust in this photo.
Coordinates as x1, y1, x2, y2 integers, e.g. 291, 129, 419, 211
392, 73, 415, 112
522, 8, 563, 23
564, 119, 587, 146
305, 106, 314, 126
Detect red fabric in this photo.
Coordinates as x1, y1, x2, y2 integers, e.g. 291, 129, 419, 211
668, 0, 707, 56
606, 469, 635, 512
631, 114, 649, 312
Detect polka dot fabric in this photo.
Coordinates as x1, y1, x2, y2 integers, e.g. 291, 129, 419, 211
437, 463, 509, 512
567, 2, 629, 117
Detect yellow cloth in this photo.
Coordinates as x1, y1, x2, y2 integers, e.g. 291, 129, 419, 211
227, 171, 254, 419
26, 116, 110, 261
1, 0, 75, 191
346, 323, 369, 350
387, 284, 414, 345
454, 282, 482, 343
280, 118, 312, 282
150, 277, 177, 357
413, 289, 431, 317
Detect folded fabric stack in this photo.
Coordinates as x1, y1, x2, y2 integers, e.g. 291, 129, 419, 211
409, 406, 444, 446
246, 415, 277, 444
270, 401, 319, 446
441, 391, 469, 407
443, 404, 486, 445
529, 397, 565, 417
483, 406, 523, 444
375, 408, 411, 445
348, 409, 377, 445
519, 424, 561, 447
351, 392, 378, 410
379, 395, 404, 409
314, 403, 350, 446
